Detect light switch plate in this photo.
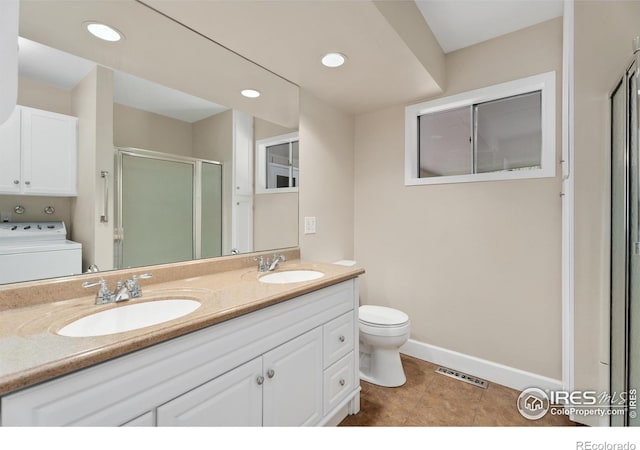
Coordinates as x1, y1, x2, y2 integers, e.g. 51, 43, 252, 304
304, 216, 316, 234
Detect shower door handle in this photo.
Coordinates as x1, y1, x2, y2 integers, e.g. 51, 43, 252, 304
100, 171, 109, 223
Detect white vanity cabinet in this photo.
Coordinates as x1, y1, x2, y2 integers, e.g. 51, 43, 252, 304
157, 357, 264, 426
0, 278, 360, 426
158, 328, 323, 426
0, 105, 78, 196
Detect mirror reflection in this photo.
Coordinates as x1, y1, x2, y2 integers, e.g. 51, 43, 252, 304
0, 1, 299, 285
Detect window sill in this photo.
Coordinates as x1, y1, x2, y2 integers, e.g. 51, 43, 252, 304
404, 166, 556, 186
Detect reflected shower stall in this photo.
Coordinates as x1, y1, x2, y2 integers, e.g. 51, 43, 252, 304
114, 148, 222, 269
610, 38, 640, 427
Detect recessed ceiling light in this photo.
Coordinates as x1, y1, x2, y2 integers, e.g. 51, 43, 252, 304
85, 22, 123, 42
322, 52, 346, 68
241, 89, 261, 98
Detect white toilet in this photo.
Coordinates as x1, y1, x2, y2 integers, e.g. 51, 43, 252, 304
358, 305, 410, 387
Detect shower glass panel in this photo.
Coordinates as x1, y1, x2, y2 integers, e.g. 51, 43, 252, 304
610, 76, 628, 427
200, 162, 222, 258
121, 153, 194, 268
610, 57, 640, 426
628, 62, 640, 427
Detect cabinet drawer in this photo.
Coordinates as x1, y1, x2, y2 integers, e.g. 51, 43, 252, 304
323, 311, 354, 368
323, 351, 354, 415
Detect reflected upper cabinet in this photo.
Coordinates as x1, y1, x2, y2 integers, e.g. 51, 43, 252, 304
0, 105, 78, 196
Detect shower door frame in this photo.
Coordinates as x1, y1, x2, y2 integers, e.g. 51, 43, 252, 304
609, 56, 639, 427
113, 147, 222, 270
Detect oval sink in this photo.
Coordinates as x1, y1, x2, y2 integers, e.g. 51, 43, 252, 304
58, 299, 201, 337
259, 270, 324, 284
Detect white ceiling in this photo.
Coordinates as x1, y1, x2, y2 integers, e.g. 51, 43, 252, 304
18, 1, 565, 119
416, 0, 564, 54
18, 37, 227, 123
144, 0, 564, 114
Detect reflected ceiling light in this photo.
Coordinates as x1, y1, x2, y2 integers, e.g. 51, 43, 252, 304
321, 52, 346, 68
241, 89, 261, 98
85, 22, 123, 42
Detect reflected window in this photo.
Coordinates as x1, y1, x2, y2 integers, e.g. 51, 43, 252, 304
256, 132, 299, 193
406, 72, 555, 185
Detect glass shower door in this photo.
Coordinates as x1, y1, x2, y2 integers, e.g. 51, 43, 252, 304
610, 75, 628, 427
628, 61, 640, 427
120, 153, 194, 268
610, 59, 640, 426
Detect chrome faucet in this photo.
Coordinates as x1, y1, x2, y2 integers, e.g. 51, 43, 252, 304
83, 273, 153, 305
254, 256, 269, 272
268, 254, 286, 271
254, 254, 286, 272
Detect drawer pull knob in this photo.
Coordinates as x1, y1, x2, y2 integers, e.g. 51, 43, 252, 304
25, 181, 31, 185
267, 369, 275, 379
13, 180, 19, 185
256, 375, 264, 385
339, 335, 345, 343
339, 379, 346, 386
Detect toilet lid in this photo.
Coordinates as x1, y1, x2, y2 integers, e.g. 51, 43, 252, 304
359, 305, 409, 326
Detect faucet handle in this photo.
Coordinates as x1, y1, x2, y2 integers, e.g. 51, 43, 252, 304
83, 279, 114, 305
126, 273, 152, 298
254, 256, 268, 272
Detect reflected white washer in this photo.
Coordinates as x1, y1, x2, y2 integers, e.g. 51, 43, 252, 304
0, 221, 82, 284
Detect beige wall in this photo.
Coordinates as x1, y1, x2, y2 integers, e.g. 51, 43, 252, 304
113, 103, 193, 157
353, 18, 563, 379
573, 1, 640, 402
298, 90, 355, 262
18, 77, 72, 115
70, 66, 114, 272
193, 110, 233, 254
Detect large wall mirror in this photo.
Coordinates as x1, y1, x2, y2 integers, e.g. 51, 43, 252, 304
0, 0, 299, 285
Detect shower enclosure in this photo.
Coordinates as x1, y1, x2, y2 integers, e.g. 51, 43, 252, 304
114, 148, 222, 269
610, 39, 640, 427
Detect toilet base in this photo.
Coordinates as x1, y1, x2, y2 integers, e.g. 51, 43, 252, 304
359, 346, 406, 387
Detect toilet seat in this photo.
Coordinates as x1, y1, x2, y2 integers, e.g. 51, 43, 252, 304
359, 305, 409, 327
359, 320, 410, 337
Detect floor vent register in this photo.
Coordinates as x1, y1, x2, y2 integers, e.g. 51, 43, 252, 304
435, 366, 489, 389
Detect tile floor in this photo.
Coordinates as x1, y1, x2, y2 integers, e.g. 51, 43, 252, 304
339, 354, 576, 427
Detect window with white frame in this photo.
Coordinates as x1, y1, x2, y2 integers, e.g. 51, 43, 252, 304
255, 132, 299, 194
405, 71, 556, 185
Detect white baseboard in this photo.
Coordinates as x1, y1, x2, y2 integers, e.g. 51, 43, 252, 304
401, 339, 563, 393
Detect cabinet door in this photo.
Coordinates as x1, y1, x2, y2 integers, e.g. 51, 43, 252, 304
231, 194, 253, 253
263, 328, 323, 426
232, 110, 253, 195
21, 106, 77, 196
0, 106, 21, 194
157, 357, 263, 426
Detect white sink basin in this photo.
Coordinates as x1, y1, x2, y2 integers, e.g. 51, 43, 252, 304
58, 299, 201, 337
258, 270, 324, 284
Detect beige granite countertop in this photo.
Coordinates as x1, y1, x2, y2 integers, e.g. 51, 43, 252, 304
0, 258, 364, 396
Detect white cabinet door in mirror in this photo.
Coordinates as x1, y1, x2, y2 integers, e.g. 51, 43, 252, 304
0, 106, 78, 196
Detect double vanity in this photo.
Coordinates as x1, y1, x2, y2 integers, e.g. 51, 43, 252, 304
0, 250, 364, 426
